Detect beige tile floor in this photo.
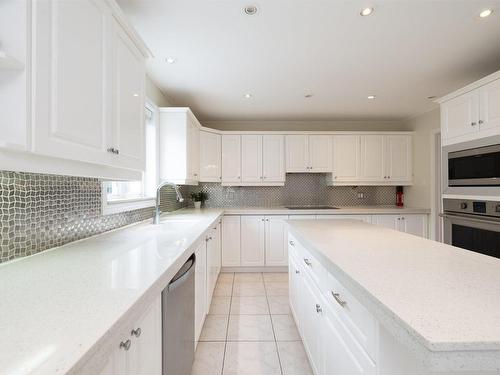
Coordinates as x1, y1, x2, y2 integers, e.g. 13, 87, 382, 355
191, 272, 313, 375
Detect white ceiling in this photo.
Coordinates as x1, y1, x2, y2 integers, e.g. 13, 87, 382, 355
117, 0, 500, 122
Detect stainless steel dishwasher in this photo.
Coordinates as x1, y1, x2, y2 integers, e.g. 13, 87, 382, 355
162, 253, 196, 375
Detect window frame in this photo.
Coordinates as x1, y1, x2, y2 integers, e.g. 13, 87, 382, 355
101, 98, 160, 215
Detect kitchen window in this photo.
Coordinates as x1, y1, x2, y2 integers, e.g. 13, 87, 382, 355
101, 99, 159, 214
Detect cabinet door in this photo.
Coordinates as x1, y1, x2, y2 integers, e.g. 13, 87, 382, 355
385, 135, 412, 183
289, 256, 302, 330
309, 135, 333, 172
199, 131, 221, 182
265, 216, 288, 266
360, 135, 385, 181
206, 232, 216, 310
213, 220, 222, 276
441, 91, 480, 140
323, 308, 376, 375
240, 216, 266, 267
372, 215, 399, 230
111, 17, 145, 170
195, 241, 207, 343
400, 215, 427, 238
222, 216, 241, 266
187, 119, 200, 181
263, 135, 285, 183
129, 296, 162, 375
480, 79, 500, 132
221, 135, 241, 183
33, 0, 112, 165
241, 135, 263, 183
301, 276, 324, 375
286, 135, 309, 172
333, 135, 360, 182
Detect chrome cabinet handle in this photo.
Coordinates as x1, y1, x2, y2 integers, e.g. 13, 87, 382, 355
303, 258, 312, 266
332, 292, 347, 308
315, 304, 322, 313
295, 269, 300, 274
289, 241, 295, 246
119, 339, 131, 351
471, 122, 477, 126
263, 176, 266, 179
479, 120, 484, 124
131, 328, 142, 337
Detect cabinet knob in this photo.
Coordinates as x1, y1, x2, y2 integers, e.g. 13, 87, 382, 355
479, 120, 484, 125
194, 173, 198, 177
119, 339, 131, 351
303, 258, 312, 266
289, 240, 295, 246
332, 292, 347, 308
315, 304, 322, 313
471, 122, 477, 126
295, 269, 300, 274
115, 149, 119, 155
238, 176, 241, 179
263, 176, 266, 179
131, 328, 142, 337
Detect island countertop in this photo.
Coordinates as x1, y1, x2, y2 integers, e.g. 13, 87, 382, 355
286, 219, 500, 371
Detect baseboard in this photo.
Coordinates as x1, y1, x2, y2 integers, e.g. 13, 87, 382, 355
221, 266, 288, 273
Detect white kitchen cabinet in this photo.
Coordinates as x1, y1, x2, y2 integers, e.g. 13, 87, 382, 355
285, 135, 309, 172
309, 135, 333, 172
206, 223, 221, 309
29, 0, 148, 175
286, 135, 332, 173
32, 0, 112, 166
265, 216, 288, 266
323, 307, 376, 375
289, 256, 303, 330
240, 216, 266, 267
194, 240, 207, 344
385, 135, 412, 183
159, 108, 200, 185
99, 296, 162, 375
332, 135, 361, 182
440, 73, 500, 145
262, 135, 285, 183
373, 214, 427, 238
222, 216, 241, 267
221, 135, 242, 184
199, 131, 221, 182
110, 16, 145, 171
479, 78, 500, 132
241, 135, 263, 183
441, 91, 480, 141
316, 215, 372, 223
360, 135, 385, 181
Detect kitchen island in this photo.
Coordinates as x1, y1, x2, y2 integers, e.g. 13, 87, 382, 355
287, 219, 500, 375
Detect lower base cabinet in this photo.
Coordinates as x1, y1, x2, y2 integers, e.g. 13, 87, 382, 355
372, 214, 427, 237
195, 240, 207, 345
98, 296, 162, 375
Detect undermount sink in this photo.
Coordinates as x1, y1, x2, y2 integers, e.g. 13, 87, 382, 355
285, 205, 339, 210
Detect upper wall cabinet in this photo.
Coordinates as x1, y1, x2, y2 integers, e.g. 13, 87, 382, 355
329, 134, 412, 186
222, 134, 285, 186
285, 135, 332, 173
0, 0, 149, 179
199, 131, 222, 182
159, 108, 200, 185
440, 71, 500, 146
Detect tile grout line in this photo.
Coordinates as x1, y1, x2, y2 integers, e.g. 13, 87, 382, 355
264, 273, 285, 375
220, 273, 234, 375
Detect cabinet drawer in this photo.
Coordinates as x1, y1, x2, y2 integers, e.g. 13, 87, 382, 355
288, 234, 326, 293
324, 272, 378, 360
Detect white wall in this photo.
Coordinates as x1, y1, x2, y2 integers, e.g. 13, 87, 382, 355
146, 75, 175, 107
203, 120, 405, 132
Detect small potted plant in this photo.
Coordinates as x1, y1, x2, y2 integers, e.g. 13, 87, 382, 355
190, 191, 208, 209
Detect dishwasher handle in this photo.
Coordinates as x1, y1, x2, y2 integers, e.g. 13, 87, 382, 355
168, 253, 196, 292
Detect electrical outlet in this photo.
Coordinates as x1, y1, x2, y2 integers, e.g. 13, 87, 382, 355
357, 192, 365, 199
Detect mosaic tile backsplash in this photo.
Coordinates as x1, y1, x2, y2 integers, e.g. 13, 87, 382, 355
191, 173, 397, 208
0, 171, 187, 263
0, 171, 397, 263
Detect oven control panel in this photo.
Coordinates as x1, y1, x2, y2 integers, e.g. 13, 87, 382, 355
443, 198, 500, 218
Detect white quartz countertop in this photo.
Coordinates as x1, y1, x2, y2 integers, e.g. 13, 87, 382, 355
223, 205, 430, 215
0, 209, 224, 375
287, 219, 500, 370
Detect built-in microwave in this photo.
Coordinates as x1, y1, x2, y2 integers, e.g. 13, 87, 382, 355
443, 135, 500, 199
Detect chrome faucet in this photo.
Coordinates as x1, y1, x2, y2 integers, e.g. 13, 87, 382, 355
153, 181, 184, 224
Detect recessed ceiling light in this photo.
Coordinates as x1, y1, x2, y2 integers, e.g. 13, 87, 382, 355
244, 93, 253, 99
133, 94, 139, 97
479, 9, 493, 18
367, 95, 376, 100
360, 7, 374, 16
244, 5, 258, 15
165, 57, 177, 64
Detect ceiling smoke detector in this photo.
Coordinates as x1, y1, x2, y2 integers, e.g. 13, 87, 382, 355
244, 5, 258, 15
